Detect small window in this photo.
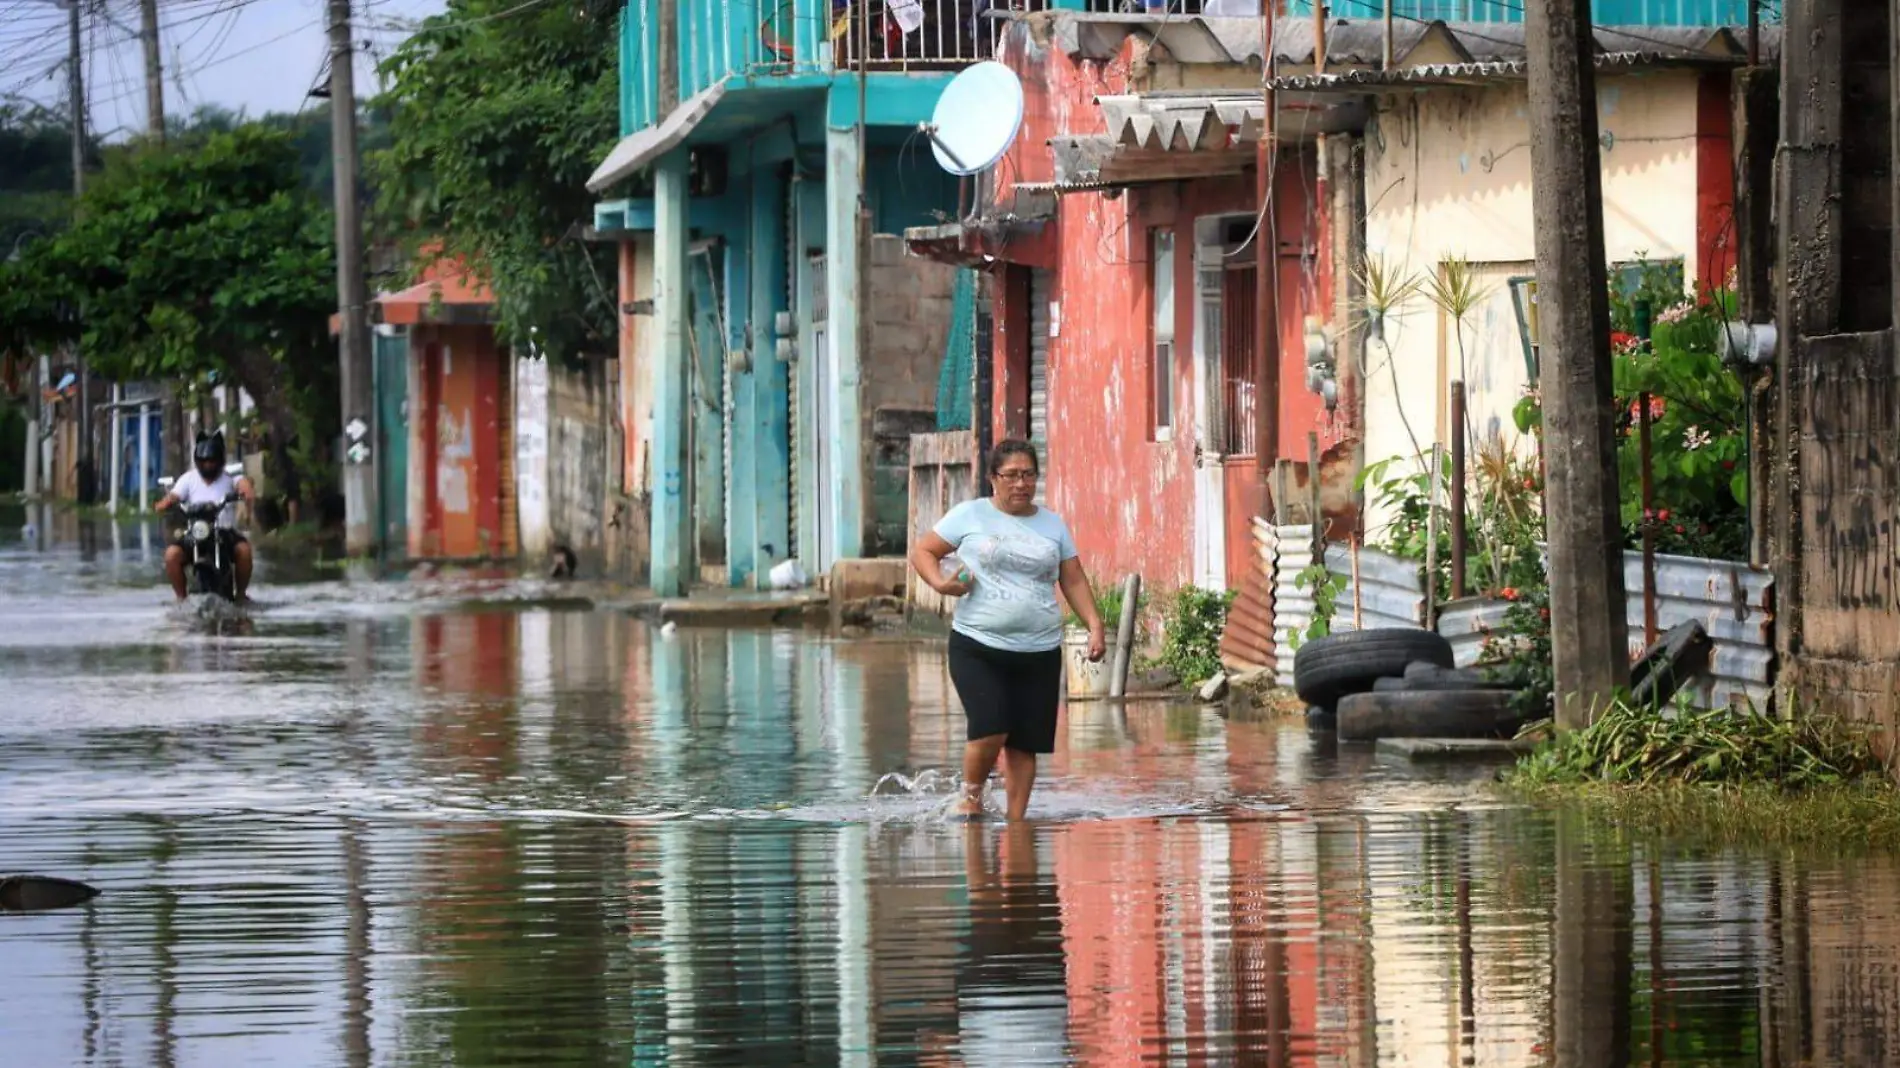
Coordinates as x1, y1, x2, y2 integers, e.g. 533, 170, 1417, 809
1152, 230, 1175, 439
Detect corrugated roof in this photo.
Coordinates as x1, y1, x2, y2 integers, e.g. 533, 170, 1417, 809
1097, 93, 1267, 152
1268, 48, 1741, 91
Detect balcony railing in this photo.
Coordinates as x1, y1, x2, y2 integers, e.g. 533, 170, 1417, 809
832, 0, 1057, 72
621, 0, 1061, 135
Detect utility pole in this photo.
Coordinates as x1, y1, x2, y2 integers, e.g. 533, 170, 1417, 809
67, 0, 92, 503
1255, 6, 1281, 507
140, 0, 165, 140
328, 0, 377, 556
1525, 0, 1628, 728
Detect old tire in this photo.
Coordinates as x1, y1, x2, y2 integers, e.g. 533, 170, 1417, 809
1629, 621, 1714, 709
1305, 704, 1337, 730
1337, 689, 1526, 742
1293, 628, 1455, 707
1375, 662, 1523, 692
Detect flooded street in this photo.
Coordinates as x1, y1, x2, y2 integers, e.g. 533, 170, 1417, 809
3, 506, 1899, 1067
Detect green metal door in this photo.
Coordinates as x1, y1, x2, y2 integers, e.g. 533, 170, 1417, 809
374, 331, 410, 549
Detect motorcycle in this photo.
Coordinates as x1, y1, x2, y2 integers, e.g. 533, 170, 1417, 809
158, 463, 245, 603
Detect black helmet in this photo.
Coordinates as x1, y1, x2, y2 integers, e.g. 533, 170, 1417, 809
193, 430, 227, 468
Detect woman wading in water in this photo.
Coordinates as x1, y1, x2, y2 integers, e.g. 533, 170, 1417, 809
909, 440, 1107, 820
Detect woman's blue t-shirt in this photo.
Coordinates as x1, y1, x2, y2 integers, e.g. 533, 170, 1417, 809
932, 498, 1079, 653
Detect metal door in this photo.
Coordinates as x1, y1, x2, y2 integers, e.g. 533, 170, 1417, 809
1193, 239, 1227, 590
1028, 267, 1051, 505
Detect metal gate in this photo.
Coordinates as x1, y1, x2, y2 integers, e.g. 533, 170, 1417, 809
1028, 267, 1051, 504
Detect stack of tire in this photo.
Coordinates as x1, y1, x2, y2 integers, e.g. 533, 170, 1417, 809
1292, 628, 1528, 742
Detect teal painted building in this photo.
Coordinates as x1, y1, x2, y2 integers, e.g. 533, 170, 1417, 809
589, 0, 1013, 596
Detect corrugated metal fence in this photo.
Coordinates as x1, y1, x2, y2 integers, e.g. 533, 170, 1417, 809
1259, 526, 1776, 709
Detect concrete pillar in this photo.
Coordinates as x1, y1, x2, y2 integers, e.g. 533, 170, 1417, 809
22, 413, 39, 499
824, 121, 864, 563
650, 149, 691, 597
793, 174, 826, 575
1525, 0, 1628, 725
138, 402, 153, 513
688, 245, 728, 577
752, 166, 792, 578
727, 172, 761, 586
108, 384, 123, 513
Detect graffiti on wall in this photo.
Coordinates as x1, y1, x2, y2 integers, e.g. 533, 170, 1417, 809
438, 405, 474, 516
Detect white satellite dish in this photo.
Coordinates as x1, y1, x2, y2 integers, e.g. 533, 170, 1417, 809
921, 61, 1024, 176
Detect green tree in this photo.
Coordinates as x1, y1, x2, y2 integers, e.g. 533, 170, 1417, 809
0, 124, 338, 508
0, 103, 88, 265
370, 0, 620, 363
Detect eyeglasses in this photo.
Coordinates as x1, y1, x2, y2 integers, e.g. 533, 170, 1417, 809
994, 470, 1039, 483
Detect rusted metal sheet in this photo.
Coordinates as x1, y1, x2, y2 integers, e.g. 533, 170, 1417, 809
1626, 551, 1775, 709
1220, 518, 1278, 670
1438, 597, 1513, 668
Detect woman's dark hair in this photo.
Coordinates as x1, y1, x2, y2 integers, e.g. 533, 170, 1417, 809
987, 438, 1040, 476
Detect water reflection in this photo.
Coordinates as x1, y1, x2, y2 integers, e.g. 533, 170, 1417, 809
5, 512, 1900, 1064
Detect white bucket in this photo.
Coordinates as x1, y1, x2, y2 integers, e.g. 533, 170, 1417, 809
1063, 626, 1110, 702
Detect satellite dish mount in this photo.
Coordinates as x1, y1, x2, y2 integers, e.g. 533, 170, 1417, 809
921, 61, 1025, 178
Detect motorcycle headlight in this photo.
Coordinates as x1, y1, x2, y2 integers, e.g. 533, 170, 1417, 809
190, 520, 212, 541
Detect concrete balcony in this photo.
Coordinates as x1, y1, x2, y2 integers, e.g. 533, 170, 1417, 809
617, 0, 1064, 140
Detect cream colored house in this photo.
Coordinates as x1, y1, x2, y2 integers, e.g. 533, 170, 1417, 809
1274, 23, 1773, 534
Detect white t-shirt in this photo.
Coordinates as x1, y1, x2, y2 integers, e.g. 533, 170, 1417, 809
172, 469, 239, 529
932, 498, 1080, 653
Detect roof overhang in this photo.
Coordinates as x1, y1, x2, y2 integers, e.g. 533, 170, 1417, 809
1045, 90, 1365, 191
586, 82, 727, 194
904, 187, 1056, 266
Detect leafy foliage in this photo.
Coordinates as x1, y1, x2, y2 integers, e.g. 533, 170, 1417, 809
1158, 586, 1238, 685
1515, 261, 1748, 560
1286, 560, 1345, 650
371, 0, 621, 363
0, 104, 89, 260
1065, 583, 1144, 641
1478, 586, 1553, 720
0, 125, 337, 504
1508, 700, 1880, 790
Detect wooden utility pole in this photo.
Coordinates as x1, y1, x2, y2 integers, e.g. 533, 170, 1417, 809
65, 0, 94, 502
1255, 6, 1280, 501
328, 0, 377, 555
140, 0, 165, 140
1524, 0, 1628, 727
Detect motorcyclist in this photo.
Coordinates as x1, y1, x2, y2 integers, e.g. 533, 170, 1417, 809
152, 430, 256, 603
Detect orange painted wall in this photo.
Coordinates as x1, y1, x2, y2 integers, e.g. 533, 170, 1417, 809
410, 325, 508, 559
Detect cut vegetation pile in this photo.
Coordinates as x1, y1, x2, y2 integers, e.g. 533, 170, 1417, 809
1508, 700, 1883, 790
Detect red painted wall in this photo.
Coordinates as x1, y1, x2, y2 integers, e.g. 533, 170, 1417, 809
986, 28, 1327, 592
1695, 72, 1737, 296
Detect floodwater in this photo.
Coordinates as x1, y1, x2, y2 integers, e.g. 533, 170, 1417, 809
3, 506, 1899, 1067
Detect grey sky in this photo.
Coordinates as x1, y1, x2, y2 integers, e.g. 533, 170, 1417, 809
2, 0, 447, 139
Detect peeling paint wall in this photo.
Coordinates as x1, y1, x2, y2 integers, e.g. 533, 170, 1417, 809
546, 357, 613, 575
864, 235, 957, 556
1360, 71, 1714, 535
985, 20, 1334, 594
616, 236, 655, 579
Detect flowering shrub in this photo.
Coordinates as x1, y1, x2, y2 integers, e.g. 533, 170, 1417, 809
1513, 262, 1748, 560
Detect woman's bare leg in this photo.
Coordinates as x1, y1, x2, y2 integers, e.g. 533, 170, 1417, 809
1002, 748, 1037, 821
959, 734, 1007, 815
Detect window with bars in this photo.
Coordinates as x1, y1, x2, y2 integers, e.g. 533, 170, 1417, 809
1221, 264, 1258, 457
1152, 230, 1175, 439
